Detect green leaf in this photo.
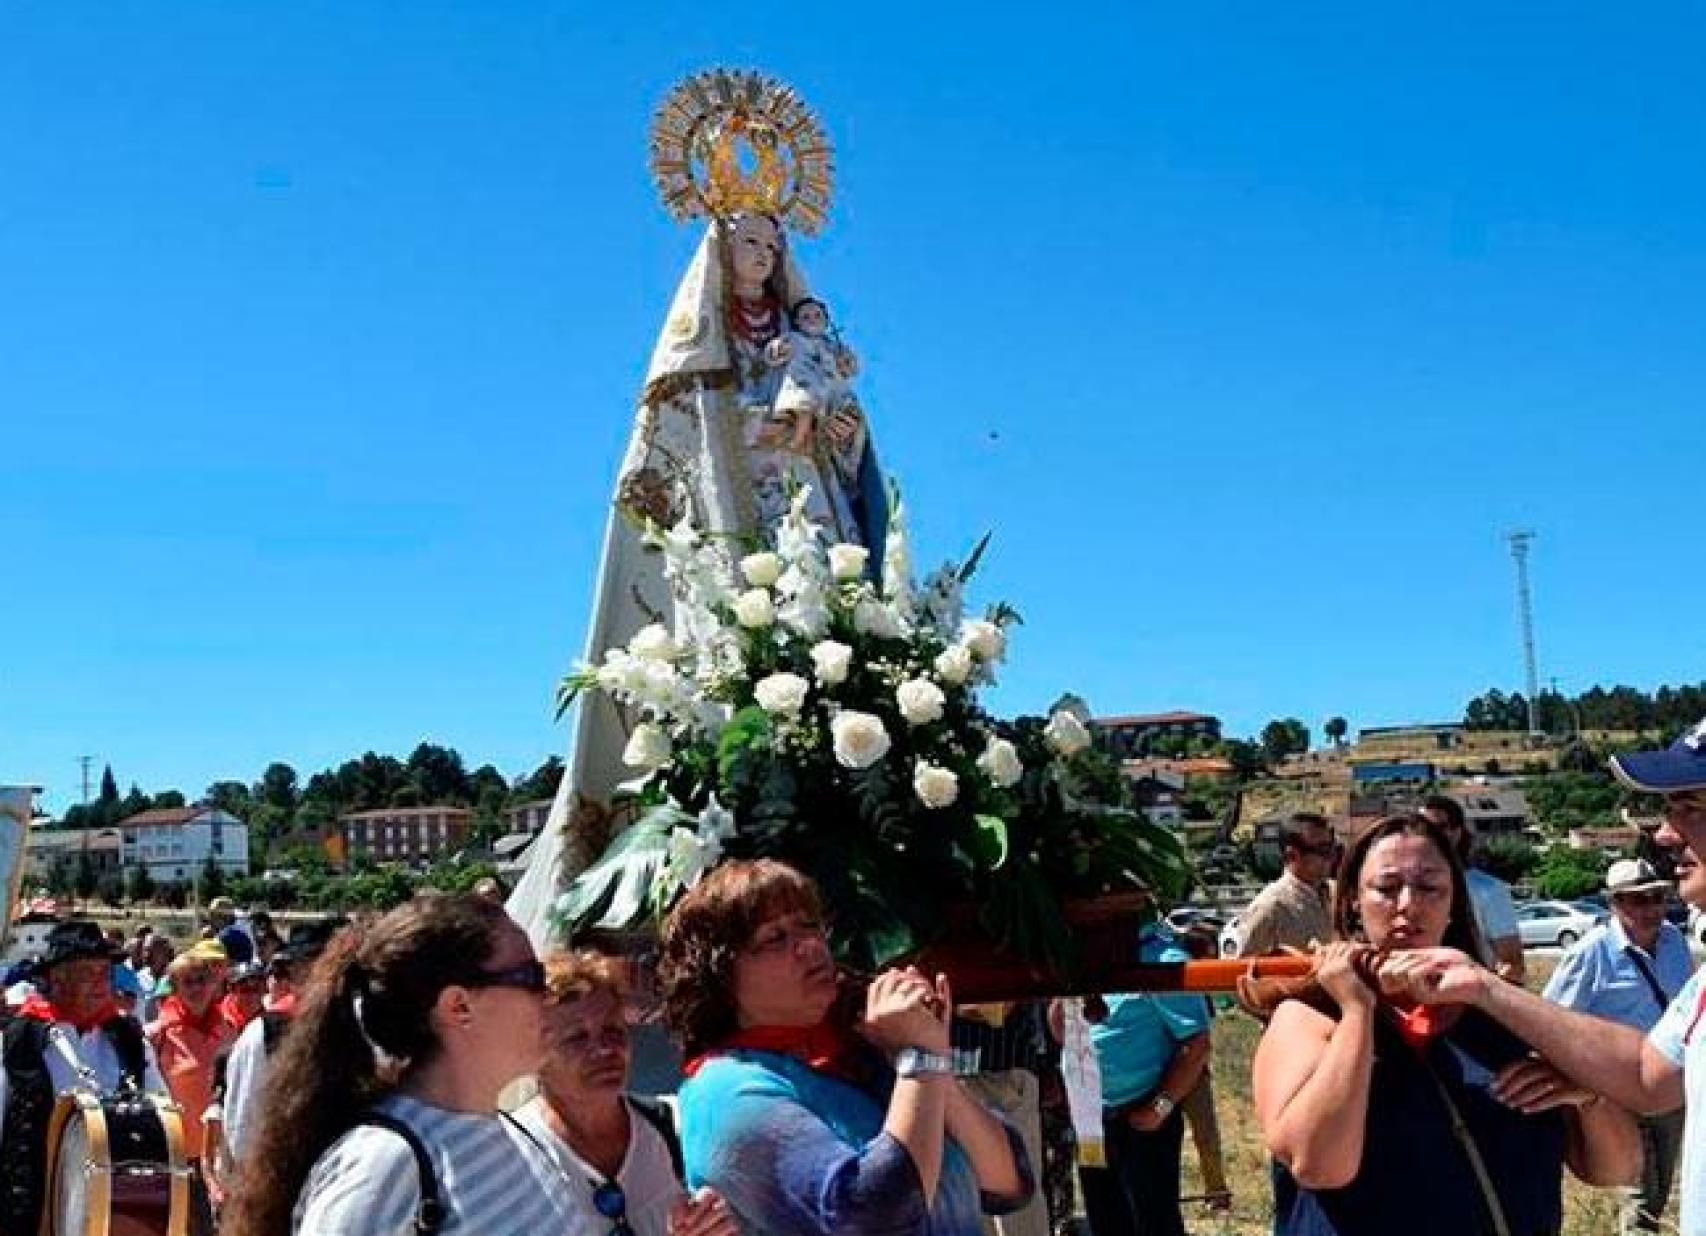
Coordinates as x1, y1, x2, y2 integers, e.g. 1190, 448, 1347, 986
552, 805, 684, 937
967, 814, 1010, 871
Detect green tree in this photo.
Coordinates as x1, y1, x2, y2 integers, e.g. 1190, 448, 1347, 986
513, 756, 564, 803
97, 765, 121, 824
125, 863, 157, 904
151, 789, 187, 809
1533, 847, 1610, 900
1324, 717, 1348, 748
205, 780, 254, 818
197, 856, 227, 904
1219, 739, 1267, 782
118, 784, 151, 821
1260, 718, 1310, 764
74, 850, 98, 902
259, 762, 300, 814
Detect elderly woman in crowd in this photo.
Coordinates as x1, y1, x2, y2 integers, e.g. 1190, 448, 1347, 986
659, 859, 1032, 1235
1252, 812, 1639, 1236
510, 950, 737, 1236
221, 893, 574, 1236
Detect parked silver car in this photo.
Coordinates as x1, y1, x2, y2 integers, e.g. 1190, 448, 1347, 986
1515, 900, 1600, 948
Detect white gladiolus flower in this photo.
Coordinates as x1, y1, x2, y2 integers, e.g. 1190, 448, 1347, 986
896, 678, 947, 726
810, 640, 853, 687
732, 588, 775, 629
621, 722, 672, 770
629, 623, 678, 662
741, 551, 783, 588
754, 672, 810, 717
831, 710, 892, 770
977, 736, 1024, 788
913, 762, 960, 809
961, 619, 1007, 661
667, 826, 717, 890
853, 598, 903, 639
828, 543, 870, 581
933, 645, 974, 686
1044, 710, 1092, 757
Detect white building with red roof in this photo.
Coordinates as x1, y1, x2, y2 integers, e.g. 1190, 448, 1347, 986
118, 805, 250, 881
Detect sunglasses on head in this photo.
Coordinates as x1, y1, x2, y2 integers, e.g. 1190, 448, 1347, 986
592, 1181, 634, 1236
467, 959, 547, 994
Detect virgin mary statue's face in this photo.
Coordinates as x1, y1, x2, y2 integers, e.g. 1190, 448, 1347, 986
729, 215, 781, 290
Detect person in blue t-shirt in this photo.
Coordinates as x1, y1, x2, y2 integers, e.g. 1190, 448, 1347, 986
1070, 926, 1211, 1236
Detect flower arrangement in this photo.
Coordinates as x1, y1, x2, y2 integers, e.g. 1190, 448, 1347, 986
552, 488, 1189, 976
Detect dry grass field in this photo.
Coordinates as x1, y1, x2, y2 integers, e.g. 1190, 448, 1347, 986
1170, 957, 1629, 1236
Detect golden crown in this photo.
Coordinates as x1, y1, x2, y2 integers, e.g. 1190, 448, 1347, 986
649, 69, 834, 235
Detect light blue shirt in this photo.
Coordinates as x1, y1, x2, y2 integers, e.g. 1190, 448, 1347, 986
1089, 928, 1211, 1108
1646, 967, 1706, 1234
1543, 916, 1696, 1034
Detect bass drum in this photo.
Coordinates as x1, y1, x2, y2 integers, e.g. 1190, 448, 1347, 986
42, 1089, 190, 1236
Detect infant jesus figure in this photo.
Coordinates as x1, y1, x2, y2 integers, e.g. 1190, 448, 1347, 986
759, 297, 867, 479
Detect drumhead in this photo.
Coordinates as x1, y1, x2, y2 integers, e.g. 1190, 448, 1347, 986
51, 1106, 92, 1236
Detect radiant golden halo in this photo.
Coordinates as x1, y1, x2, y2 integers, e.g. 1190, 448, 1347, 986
649, 68, 834, 235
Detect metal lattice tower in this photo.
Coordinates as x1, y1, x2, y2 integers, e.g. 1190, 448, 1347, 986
1506, 530, 1541, 735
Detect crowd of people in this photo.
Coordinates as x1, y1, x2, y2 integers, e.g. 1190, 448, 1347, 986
3, 721, 1706, 1235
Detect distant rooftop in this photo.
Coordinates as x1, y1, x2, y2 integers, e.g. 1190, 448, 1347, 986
1094, 710, 1219, 727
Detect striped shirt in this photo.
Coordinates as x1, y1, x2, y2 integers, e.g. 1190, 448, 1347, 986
291, 1093, 574, 1236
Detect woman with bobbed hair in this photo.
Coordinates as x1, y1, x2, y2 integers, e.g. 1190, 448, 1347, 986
1252, 813, 1638, 1236
221, 892, 571, 1236
660, 858, 1032, 1235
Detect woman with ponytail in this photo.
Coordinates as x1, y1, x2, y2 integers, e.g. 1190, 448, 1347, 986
221, 892, 572, 1236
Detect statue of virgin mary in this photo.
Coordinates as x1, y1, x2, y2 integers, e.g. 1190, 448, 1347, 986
508, 71, 887, 945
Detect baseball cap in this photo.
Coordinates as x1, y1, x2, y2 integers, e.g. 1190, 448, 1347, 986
1606, 858, 1671, 897
1609, 718, 1706, 794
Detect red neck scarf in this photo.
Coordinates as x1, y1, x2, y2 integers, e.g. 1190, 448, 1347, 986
18, 993, 123, 1036
684, 1020, 872, 1087
265, 991, 298, 1017
1386, 997, 1450, 1052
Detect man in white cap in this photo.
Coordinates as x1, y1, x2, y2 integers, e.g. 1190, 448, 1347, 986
1391, 719, 1706, 1236
1545, 857, 1696, 1232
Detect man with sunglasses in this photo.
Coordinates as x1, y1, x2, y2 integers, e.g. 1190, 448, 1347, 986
1236, 812, 1336, 960
1543, 857, 1695, 1233
1391, 720, 1706, 1236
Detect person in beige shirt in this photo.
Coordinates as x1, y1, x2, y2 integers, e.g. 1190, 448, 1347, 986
1236, 813, 1335, 958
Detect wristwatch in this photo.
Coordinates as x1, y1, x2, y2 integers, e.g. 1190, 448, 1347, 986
1149, 1092, 1176, 1118
894, 1047, 956, 1078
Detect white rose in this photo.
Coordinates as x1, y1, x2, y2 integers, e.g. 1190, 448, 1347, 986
977, 736, 1024, 788
732, 588, 775, 629
932, 645, 974, 686
810, 640, 853, 687
1044, 710, 1092, 757
913, 762, 960, 810
830, 710, 892, 770
853, 598, 902, 639
828, 543, 870, 581
628, 623, 678, 662
896, 678, 947, 726
961, 619, 1007, 661
621, 722, 672, 770
740, 551, 783, 588
754, 671, 810, 717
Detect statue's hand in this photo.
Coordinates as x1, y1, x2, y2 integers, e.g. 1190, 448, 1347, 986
825, 407, 862, 449
763, 336, 794, 367
837, 347, 860, 379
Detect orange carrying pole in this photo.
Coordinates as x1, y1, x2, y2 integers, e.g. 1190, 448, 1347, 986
944, 954, 1317, 1004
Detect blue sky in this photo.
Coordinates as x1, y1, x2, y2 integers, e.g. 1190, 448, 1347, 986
5, 3, 1704, 814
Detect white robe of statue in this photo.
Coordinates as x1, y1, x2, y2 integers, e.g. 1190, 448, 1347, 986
508, 215, 886, 947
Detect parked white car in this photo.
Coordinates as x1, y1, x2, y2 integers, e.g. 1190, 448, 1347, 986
1515, 900, 1600, 948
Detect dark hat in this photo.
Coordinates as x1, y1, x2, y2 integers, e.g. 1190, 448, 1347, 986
1610, 718, 1706, 794
40, 921, 124, 970
276, 917, 347, 967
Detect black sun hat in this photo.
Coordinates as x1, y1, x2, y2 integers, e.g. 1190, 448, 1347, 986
40, 920, 124, 970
